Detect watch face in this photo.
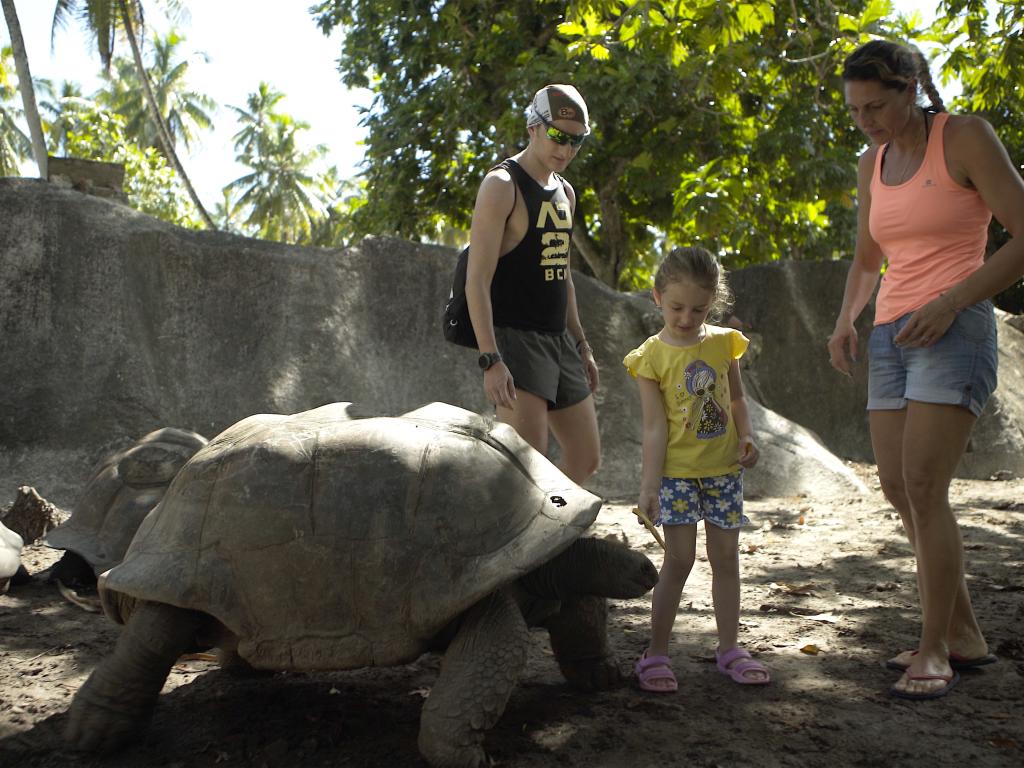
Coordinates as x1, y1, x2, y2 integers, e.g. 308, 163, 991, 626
479, 352, 500, 369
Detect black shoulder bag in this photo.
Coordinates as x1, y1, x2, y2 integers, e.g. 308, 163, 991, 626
442, 246, 477, 348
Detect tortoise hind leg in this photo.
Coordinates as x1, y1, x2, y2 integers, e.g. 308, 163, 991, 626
545, 595, 624, 691
65, 602, 204, 753
418, 590, 528, 768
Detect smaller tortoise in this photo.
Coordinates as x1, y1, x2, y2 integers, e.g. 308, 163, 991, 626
65, 402, 657, 767
44, 427, 209, 585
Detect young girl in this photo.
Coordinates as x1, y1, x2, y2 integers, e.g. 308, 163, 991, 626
624, 246, 766, 692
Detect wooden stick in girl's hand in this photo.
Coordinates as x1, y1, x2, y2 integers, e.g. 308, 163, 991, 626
632, 507, 666, 550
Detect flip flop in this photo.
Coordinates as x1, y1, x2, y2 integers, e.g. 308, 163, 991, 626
890, 671, 960, 701
949, 651, 999, 670
715, 647, 770, 685
885, 649, 999, 672
634, 652, 677, 693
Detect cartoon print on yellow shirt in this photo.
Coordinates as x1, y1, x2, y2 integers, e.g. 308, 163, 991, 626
684, 360, 728, 439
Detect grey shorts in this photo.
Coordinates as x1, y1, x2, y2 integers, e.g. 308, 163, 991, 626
494, 326, 591, 410
867, 300, 998, 417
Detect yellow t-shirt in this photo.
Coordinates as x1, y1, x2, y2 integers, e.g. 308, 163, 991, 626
623, 325, 749, 479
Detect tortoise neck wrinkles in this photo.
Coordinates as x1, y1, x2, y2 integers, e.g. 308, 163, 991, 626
516, 536, 651, 602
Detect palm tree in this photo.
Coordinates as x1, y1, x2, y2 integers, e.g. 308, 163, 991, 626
309, 170, 365, 248
226, 86, 326, 243
228, 81, 285, 164
0, 45, 32, 175
98, 29, 214, 153
36, 78, 85, 155
2, 0, 47, 176
212, 187, 242, 233
50, 0, 215, 229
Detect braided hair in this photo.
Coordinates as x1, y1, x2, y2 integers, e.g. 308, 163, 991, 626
842, 40, 946, 113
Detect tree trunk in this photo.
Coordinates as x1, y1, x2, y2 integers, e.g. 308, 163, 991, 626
572, 176, 628, 289
2, 0, 48, 178
118, 0, 216, 230
595, 184, 627, 287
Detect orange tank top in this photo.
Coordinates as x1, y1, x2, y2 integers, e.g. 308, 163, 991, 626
869, 111, 991, 324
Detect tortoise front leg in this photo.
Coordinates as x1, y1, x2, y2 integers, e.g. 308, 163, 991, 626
418, 590, 528, 768
546, 595, 624, 691
65, 602, 204, 753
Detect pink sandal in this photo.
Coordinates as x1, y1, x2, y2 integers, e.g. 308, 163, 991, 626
716, 647, 770, 685
635, 652, 678, 693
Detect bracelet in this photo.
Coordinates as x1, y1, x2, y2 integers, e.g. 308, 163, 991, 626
576, 338, 593, 354
939, 293, 961, 314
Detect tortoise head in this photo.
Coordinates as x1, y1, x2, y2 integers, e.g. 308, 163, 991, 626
520, 537, 658, 600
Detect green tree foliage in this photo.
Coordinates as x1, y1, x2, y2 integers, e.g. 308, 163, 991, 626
313, 0, 895, 287
59, 97, 199, 226
225, 83, 328, 243
312, 1, 1024, 290
37, 77, 84, 154
97, 29, 215, 153
308, 168, 366, 248
0, 45, 31, 175
927, 0, 1024, 311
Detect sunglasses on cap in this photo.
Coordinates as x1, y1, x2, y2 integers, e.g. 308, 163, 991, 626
537, 113, 587, 148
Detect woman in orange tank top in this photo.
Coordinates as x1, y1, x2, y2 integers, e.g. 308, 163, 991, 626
826, 40, 1024, 701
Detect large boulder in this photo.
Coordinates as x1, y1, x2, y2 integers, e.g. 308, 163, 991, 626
729, 260, 874, 461
747, 400, 867, 498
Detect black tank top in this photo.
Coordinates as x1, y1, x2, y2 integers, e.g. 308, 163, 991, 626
490, 158, 572, 333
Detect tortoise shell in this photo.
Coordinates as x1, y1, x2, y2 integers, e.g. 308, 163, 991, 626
45, 427, 208, 573
100, 402, 601, 670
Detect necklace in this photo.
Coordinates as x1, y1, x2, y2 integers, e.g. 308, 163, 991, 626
884, 108, 927, 185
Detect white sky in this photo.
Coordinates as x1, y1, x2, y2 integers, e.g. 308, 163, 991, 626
5, 0, 952, 207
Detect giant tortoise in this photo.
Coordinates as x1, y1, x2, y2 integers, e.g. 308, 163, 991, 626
44, 426, 209, 585
65, 402, 657, 767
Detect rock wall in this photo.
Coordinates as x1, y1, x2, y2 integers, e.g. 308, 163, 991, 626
11, 179, 1022, 508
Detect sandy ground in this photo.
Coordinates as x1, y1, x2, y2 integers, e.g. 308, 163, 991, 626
1, 463, 1022, 768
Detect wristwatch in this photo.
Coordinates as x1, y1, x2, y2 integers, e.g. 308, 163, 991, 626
478, 351, 503, 371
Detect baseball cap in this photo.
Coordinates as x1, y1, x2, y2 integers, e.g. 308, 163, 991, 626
526, 84, 590, 134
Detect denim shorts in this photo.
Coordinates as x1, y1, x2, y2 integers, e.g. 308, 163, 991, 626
657, 471, 749, 529
493, 326, 591, 410
867, 299, 998, 417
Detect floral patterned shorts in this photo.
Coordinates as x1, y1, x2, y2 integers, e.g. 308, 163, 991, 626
657, 471, 748, 529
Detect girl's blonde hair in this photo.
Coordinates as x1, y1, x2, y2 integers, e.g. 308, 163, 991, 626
654, 246, 733, 321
